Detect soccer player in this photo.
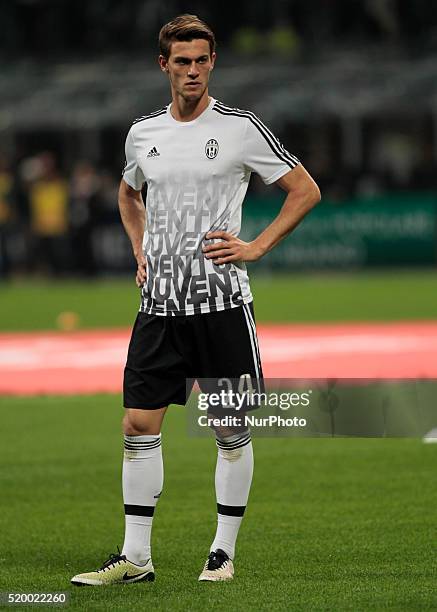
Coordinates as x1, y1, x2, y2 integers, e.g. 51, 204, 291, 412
71, 14, 320, 586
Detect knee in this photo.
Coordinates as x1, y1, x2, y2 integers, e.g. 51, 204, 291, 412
207, 411, 248, 440
122, 411, 160, 436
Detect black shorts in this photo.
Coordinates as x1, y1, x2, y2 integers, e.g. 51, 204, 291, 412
123, 302, 263, 409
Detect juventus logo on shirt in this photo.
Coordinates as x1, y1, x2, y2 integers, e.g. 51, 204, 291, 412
205, 139, 219, 159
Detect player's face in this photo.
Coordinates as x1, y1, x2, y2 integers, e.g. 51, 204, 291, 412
159, 39, 215, 102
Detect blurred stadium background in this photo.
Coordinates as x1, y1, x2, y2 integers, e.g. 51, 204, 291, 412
2, 0, 437, 277
0, 2, 436, 610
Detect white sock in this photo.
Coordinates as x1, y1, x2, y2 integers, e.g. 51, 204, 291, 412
121, 434, 163, 565
210, 430, 253, 560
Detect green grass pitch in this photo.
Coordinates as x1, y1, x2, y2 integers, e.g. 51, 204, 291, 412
0, 395, 436, 610
1, 269, 437, 330
1, 272, 436, 609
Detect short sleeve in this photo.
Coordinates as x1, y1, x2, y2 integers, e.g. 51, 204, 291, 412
122, 128, 145, 190
243, 116, 300, 185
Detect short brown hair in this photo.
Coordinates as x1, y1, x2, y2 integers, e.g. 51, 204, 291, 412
159, 14, 216, 60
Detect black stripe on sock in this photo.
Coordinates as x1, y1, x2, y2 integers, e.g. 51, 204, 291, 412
216, 432, 250, 444
124, 504, 155, 517
124, 436, 161, 445
216, 437, 252, 451
124, 440, 161, 450
217, 503, 246, 517
216, 434, 251, 449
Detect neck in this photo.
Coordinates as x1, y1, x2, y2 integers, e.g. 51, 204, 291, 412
170, 90, 210, 122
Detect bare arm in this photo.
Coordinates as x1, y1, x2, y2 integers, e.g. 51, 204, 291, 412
118, 178, 147, 287
202, 164, 321, 264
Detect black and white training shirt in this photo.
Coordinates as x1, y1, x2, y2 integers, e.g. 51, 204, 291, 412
122, 97, 299, 316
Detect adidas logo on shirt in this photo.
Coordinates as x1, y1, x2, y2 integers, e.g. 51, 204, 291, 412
147, 146, 160, 158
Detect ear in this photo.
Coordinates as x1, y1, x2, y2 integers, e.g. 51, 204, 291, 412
210, 51, 216, 71
158, 55, 169, 73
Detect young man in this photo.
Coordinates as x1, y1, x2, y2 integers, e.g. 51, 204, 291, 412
71, 14, 320, 586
